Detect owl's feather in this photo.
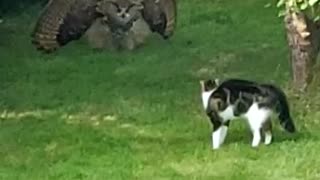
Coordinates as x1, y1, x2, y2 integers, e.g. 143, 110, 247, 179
85, 17, 151, 50
85, 18, 114, 49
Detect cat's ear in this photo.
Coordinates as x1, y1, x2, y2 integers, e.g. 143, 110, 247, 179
214, 78, 220, 86
199, 80, 205, 92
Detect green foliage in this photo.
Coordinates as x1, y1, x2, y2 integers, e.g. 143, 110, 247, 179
276, 0, 320, 21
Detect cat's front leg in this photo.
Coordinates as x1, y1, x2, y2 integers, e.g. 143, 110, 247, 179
219, 121, 230, 145
211, 118, 228, 150
212, 129, 222, 149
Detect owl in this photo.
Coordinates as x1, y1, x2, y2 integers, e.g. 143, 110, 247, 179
84, 11, 152, 50
31, 0, 177, 52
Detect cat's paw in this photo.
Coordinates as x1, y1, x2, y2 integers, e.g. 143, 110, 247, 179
212, 145, 221, 150
251, 143, 260, 148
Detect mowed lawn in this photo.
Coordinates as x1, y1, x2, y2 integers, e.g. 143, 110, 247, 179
1, 0, 320, 179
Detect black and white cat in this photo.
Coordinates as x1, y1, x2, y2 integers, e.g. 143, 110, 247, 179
200, 78, 296, 149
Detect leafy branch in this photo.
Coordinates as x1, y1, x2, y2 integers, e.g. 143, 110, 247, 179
277, 0, 320, 21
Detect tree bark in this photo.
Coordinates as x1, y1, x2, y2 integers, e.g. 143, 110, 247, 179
284, 11, 320, 92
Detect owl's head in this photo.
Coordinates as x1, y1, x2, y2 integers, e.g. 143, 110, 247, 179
97, 0, 144, 31
115, 0, 143, 18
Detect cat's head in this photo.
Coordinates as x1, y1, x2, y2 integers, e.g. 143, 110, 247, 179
200, 79, 220, 92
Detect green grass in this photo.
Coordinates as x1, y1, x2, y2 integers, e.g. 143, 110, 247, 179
1, 0, 320, 179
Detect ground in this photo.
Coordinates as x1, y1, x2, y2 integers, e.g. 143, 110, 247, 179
1, 0, 320, 179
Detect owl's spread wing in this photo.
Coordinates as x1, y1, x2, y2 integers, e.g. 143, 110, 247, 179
141, 0, 177, 39
32, 0, 101, 52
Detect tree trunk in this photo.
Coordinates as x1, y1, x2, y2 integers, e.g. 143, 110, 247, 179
284, 11, 320, 92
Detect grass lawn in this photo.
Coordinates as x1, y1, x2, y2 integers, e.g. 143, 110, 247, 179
1, 0, 320, 179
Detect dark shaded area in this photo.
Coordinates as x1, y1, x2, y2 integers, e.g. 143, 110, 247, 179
0, 0, 46, 16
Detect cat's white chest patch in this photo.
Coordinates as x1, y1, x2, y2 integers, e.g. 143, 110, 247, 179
218, 105, 236, 121
201, 90, 215, 110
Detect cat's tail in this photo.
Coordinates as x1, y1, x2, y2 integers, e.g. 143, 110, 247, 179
263, 84, 296, 133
